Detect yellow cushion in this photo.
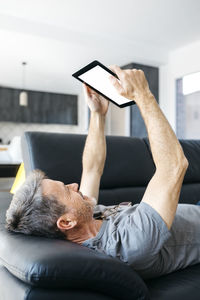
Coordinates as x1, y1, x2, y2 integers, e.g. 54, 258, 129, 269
10, 163, 25, 194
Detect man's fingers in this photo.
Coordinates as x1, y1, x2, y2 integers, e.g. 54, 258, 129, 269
109, 65, 124, 78
109, 76, 126, 95
109, 65, 128, 95
108, 65, 116, 73
83, 83, 87, 93
83, 83, 91, 98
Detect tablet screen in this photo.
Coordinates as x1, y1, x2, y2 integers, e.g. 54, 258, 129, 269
77, 65, 134, 106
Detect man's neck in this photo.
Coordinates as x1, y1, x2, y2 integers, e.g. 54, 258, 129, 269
66, 218, 103, 244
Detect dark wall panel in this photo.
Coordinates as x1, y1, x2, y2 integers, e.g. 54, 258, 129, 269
0, 86, 78, 125
122, 63, 159, 138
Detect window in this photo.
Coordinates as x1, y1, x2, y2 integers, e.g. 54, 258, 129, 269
176, 72, 200, 139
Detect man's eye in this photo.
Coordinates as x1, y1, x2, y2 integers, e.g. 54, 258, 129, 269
78, 191, 84, 198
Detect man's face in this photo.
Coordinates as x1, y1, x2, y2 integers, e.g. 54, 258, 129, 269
41, 179, 95, 223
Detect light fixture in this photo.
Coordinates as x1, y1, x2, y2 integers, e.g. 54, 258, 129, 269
19, 62, 28, 106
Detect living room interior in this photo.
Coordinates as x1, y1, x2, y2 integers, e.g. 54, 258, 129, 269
0, 0, 200, 299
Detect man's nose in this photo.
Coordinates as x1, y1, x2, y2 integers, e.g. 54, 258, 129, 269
67, 183, 79, 192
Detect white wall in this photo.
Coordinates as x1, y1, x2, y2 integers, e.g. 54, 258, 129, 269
167, 41, 200, 131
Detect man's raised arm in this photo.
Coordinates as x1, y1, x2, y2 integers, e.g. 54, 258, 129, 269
79, 84, 109, 203
110, 66, 188, 230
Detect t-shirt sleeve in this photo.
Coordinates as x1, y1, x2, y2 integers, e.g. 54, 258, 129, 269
117, 201, 172, 265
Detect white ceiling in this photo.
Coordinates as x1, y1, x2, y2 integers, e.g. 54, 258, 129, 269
0, 0, 199, 94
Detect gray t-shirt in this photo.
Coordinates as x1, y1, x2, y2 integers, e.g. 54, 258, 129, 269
82, 202, 200, 279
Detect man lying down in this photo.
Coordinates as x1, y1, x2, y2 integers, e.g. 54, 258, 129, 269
6, 65, 200, 280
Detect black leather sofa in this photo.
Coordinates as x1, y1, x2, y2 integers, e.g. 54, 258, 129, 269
1, 131, 200, 300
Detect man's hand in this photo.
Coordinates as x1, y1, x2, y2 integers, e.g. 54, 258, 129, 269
83, 83, 109, 115
109, 65, 151, 103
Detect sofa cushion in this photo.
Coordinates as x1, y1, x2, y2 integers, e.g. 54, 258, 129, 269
0, 226, 150, 300
0, 265, 115, 300
145, 263, 200, 300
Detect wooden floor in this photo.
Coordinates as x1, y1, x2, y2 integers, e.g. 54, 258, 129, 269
0, 179, 14, 223
0, 177, 15, 192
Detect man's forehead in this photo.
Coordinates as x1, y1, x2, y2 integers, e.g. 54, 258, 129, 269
41, 179, 67, 196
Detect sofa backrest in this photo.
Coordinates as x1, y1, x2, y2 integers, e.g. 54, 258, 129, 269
22, 131, 200, 206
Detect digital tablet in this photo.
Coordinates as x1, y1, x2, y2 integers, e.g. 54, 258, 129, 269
72, 60, 135, 108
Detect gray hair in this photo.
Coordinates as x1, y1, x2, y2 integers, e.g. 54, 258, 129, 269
6, 170, 67, 239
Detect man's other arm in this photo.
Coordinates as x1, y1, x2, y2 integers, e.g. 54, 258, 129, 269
79, 84, 108, 203
136, 92, 188, 229
110, 66, 188, 230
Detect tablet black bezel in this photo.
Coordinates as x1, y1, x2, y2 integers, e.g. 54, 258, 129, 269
72, 60, 135, 108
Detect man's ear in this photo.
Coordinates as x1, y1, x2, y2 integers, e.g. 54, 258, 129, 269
57, 214, 77, 231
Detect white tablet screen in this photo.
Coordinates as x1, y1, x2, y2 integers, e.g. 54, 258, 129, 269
78, 65, 133, 105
